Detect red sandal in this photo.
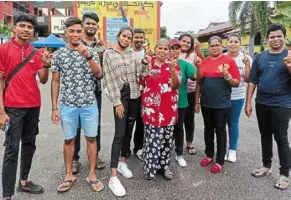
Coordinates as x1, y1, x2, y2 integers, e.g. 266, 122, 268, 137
210, 163, 223, 173
200, 158, 213, 166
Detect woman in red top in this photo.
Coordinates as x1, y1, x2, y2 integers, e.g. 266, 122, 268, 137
141, 38, 180, 180
195, 36, 240, 173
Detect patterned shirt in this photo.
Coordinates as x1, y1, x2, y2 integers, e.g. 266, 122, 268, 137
51, 47, 100, 108
141, 57, 180, 127
82, 39, 106, 92
103, 48, 145, 106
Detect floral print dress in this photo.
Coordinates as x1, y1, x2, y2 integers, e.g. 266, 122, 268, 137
141, 57, 179, 179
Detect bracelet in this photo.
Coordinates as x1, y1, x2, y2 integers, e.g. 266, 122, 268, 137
52, 108, 58, 111
43, 63, 51, 68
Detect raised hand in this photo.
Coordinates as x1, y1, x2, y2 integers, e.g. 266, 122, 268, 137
41, 47, 52, 66
242, 53, 250, 66
76, 44, 90, 58
283, 50, 291, 68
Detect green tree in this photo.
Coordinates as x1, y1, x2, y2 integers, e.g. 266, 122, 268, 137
270, 2, 291, 26
229, 1, 270, 56
160, 26, 169, 39
0, 24, 11, 36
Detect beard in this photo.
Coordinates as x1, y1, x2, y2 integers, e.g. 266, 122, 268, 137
85, 30, 97, 37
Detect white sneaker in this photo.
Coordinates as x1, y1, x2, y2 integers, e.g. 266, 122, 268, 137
117, 162, 133, 178
135, 149, 143, 161
225, 154, 228, 161
175, 156, 187, 167
227, 150, 237, 163
109, 176, 126, 197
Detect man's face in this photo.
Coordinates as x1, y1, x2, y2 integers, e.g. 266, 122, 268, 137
65, 24, 83, 47
267, 30, 285, 50
133, 33, 145, 49
12, 21, 34, 41
83, 18, 98, 37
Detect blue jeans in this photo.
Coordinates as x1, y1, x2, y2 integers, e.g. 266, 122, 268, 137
227, 98, 244, 151
60, 104, 99, 140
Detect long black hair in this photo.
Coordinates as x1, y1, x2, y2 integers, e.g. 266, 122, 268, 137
178, 33, 194, 59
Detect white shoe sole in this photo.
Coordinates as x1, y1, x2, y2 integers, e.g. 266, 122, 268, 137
109, 185, 126, 197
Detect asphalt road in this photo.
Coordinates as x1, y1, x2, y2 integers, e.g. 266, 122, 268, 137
0, 83, 291, 200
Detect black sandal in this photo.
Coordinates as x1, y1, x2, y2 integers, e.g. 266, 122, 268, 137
187, 146, 196, 155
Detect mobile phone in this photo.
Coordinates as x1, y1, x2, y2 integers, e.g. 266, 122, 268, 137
2, 122, 10, 132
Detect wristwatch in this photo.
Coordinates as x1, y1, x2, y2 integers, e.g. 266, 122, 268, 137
86, 54, 93, 61
224, 73, 232, 81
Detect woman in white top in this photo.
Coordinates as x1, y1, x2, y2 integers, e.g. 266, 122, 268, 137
225, 33, 252, 162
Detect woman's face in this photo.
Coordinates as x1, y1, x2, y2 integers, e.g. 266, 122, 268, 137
208, 39, 223, 57
155, 43, 170, 61
227, 36, 241, 54
180, 36, 191, 52
170, 45, 181, 59
117, 30, 133, 48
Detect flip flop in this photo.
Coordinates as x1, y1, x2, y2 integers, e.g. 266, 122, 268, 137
57, 177, 76, 192
274, 175, 289, 190
96, 157, 106, 170
163, 169, 173, 180
251, 167, 272, 177
210, 163, 223, 173
187, 146, 196, 155
86, 177, 104, 192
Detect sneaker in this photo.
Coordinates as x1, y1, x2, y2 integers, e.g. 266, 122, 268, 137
17, 180, 44, 194
135, 149, 143, 161
227, 150, 237, 163
175, 156, 187, 167
117, 162, 133, 178
109, 177, 126, 197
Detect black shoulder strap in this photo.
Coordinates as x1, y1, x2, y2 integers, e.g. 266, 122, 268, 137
4, 48, 38, 92
7, 48, 38, 83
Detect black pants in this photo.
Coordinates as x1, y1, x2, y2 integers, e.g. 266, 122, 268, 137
111, 86, 139, 168
201, 106, 229, 165
73, 91, 102, 161
174, 108, 187, 156
122, 96, 144, 155
2, 107, 40, 198
184, 92, 195, 143
256, 103, 291, 177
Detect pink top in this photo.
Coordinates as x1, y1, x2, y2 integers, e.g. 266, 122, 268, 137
179, 52, 196, 93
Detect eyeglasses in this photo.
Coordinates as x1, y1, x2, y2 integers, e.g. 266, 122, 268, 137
209, 44, 221, 48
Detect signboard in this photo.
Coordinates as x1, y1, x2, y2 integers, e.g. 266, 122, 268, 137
51, 16, 69, 34
106, 17, 131, 44
77, 1, 160, 49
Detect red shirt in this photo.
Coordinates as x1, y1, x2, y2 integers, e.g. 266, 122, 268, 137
198, 55, 240, 108
141, 58, 179, 127
0, 38, 43, 107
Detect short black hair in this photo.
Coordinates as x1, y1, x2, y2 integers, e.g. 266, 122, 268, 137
64, 17, 83, 28
82, 12, 99, 23
208, 36, 222, 45
178, 33, 194, 54
267, 23, 286, 37
134, 28, 145, 35
14, 14, 37, 27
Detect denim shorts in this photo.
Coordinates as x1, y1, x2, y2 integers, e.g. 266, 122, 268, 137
60, 104, 98, 140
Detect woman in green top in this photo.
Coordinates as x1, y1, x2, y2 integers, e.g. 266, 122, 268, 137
169, 39, 197, 167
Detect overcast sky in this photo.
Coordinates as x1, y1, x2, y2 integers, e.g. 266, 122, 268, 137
161, 1, 230, 37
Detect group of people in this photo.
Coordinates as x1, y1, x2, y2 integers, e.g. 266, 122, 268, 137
0, 12, 290, 200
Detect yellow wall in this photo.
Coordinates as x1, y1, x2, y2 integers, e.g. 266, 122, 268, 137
77, 1, 159, 49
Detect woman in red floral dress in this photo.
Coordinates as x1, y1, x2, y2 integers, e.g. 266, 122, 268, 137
140, 38, 181, 180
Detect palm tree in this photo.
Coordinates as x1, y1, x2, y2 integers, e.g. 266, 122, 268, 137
228, 1, 270, 57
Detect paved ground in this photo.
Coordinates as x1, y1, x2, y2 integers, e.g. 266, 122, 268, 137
0, 83, 291, 200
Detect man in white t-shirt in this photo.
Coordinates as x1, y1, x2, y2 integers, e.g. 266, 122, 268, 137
121, 28, 145, 161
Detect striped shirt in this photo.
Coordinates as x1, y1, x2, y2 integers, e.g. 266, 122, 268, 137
103, 48, 145, 106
